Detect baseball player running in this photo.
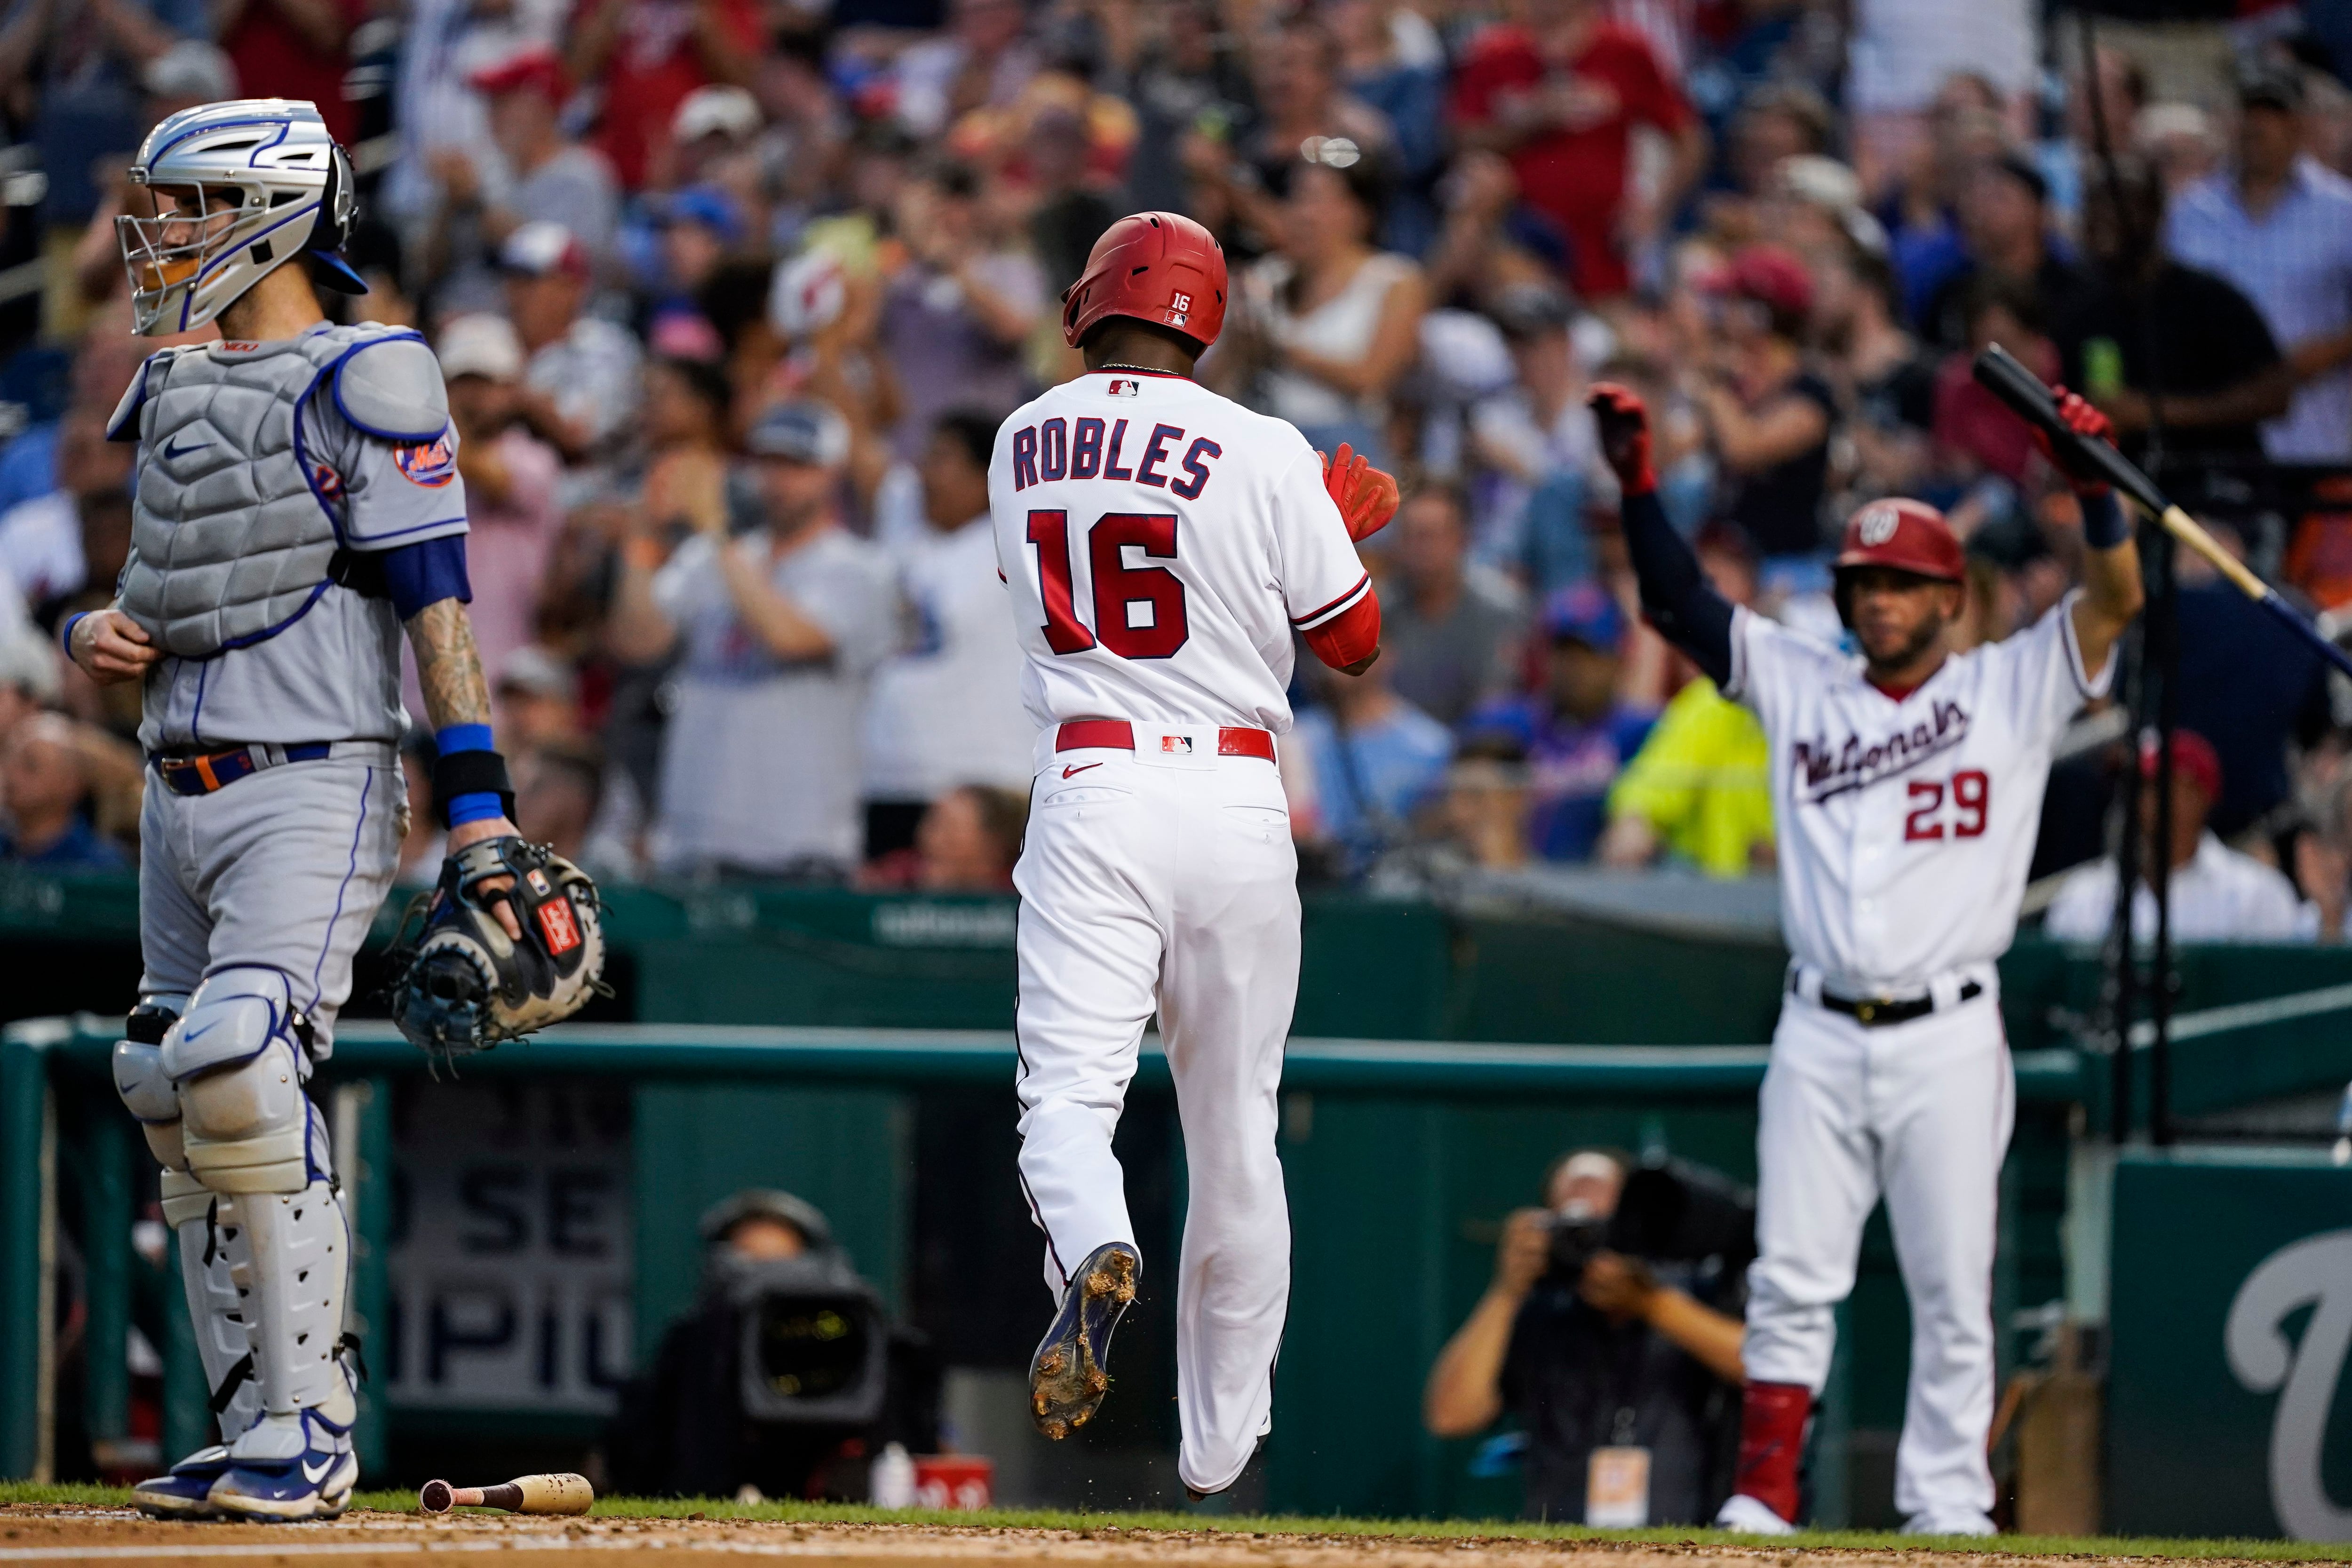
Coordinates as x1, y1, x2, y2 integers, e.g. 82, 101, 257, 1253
995, 212, 1398, 1498
1589, 382, 2141, 1535
77, 99, 548, 1522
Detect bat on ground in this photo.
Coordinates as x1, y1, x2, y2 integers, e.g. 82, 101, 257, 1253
1972, 342, 2352, 682
419, 1472, 596, 1515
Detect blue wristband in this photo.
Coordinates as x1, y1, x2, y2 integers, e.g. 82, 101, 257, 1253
2082, 491, 2129, 550
446, 790, 503, 827
60, 611, 87, 655
435, 723, 493, 756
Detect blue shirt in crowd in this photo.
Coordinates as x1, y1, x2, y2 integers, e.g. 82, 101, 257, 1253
1294, 699, 1454, 872
2, 816, 126, 871
2166, 157, 2352, 462
1466, 695, 1657, 862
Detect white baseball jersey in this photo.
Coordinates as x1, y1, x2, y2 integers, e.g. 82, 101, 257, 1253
1727, 593, 2113, 990
1724, 593, 2112, 1533
989, 370, 1370, 733
993, 366, 1366, 1496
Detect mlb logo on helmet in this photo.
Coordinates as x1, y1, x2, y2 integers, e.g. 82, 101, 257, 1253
1857, 504, 1900, 547
1168, 289, 1192, 327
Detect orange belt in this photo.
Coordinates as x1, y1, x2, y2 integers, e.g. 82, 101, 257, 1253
1054, 719, 1276, 762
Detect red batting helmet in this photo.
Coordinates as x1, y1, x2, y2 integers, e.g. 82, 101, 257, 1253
1061, 211, 1228, 351
1833, 498, 1964, 624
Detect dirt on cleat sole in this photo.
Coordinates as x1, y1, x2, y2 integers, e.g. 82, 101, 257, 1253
1029, 1245, 1137, 1440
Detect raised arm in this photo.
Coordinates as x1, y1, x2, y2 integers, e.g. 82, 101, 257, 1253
1589, 384, 1737, 687
2035, 388, 2144, 677
1423, 1208, 1548, 1436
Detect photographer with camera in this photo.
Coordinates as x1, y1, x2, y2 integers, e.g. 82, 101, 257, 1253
603, 1190, 938, 1501
1423, 1151, 1748, 1526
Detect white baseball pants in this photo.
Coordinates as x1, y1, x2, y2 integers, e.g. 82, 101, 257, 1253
1012, 724, 1299, 1496
1741, 971, 2013, 1530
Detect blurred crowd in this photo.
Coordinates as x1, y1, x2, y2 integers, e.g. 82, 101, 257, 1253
4, 0, 2352, 940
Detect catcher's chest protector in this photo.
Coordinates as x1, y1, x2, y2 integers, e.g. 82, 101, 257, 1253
111, 325, 421, 660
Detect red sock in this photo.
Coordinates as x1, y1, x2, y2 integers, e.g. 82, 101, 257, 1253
1732, 1380, 1812, 1522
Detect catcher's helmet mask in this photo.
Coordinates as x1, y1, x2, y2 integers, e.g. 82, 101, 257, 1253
117, 98, 367, 337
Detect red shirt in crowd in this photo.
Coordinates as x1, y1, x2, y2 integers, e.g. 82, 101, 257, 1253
224, 0, 369, 145
571, 0, 761, 189
1450, 20, 1692, 300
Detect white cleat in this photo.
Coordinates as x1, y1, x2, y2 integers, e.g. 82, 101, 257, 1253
1903, 1509, 1997, 1537
1715, 1492, 1799, 1535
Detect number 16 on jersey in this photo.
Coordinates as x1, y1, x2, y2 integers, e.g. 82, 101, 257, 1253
1027, 508, 1191, 660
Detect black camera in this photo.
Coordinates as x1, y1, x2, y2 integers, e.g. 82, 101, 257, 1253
1542, 1157, 1757, 1282
1543, 1208, 1612, 1281
715, 1252, 890, 1426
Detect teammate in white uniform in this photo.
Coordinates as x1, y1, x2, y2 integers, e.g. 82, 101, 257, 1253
994, 213, 1398, 1497
1589, 382, 2143, 1535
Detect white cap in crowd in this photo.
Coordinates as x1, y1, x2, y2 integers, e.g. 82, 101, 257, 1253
437, 313, 525, 382
500, 221, 592, 281
673, 85, 763, 145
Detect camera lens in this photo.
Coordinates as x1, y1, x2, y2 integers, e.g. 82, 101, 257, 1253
754, 1291, 874, 1400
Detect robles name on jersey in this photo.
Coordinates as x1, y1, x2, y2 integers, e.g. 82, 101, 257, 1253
1009, 412, 1223, 500
989, 371, 1372, 738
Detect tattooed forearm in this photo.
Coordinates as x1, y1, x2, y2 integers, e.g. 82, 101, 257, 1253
404, 598, 493, 730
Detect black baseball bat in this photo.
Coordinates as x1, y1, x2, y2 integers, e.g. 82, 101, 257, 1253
1971, 343, 2352, 682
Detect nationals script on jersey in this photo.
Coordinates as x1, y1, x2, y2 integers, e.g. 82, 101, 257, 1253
1727, 594, 2114, 988
990, 370, 1370, 732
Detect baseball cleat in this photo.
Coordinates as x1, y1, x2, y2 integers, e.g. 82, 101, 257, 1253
1902, 1509, 1996, 1537
1715, 1491, 1798, 1535
1183, 1414, 1272, 1500
207, 1408, 358, 1522
1029, 1242, 1139, 1440
131, 1444, 238, 1519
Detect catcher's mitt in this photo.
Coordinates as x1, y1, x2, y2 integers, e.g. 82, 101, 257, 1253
388, 837, 606, 1059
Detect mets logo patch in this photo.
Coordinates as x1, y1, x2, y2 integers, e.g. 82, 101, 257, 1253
394, 435, 457, 488
536, 896, 582, 956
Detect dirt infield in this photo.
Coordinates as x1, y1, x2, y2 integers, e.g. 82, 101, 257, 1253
1, 1505, 2346, 1568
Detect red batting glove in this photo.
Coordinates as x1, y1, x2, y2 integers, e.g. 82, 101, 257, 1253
2033, 385, 2115, 497
1321, 442, 1401, 541
1587, 382, 1656, 497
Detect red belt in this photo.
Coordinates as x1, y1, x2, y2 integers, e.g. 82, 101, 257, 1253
1055, 719, 1276, 762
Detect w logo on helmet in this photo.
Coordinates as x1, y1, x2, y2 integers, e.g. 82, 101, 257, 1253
1857, 504, 1901, 546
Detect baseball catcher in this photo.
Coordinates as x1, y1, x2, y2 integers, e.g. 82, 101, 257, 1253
72, 98, 591, 1524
